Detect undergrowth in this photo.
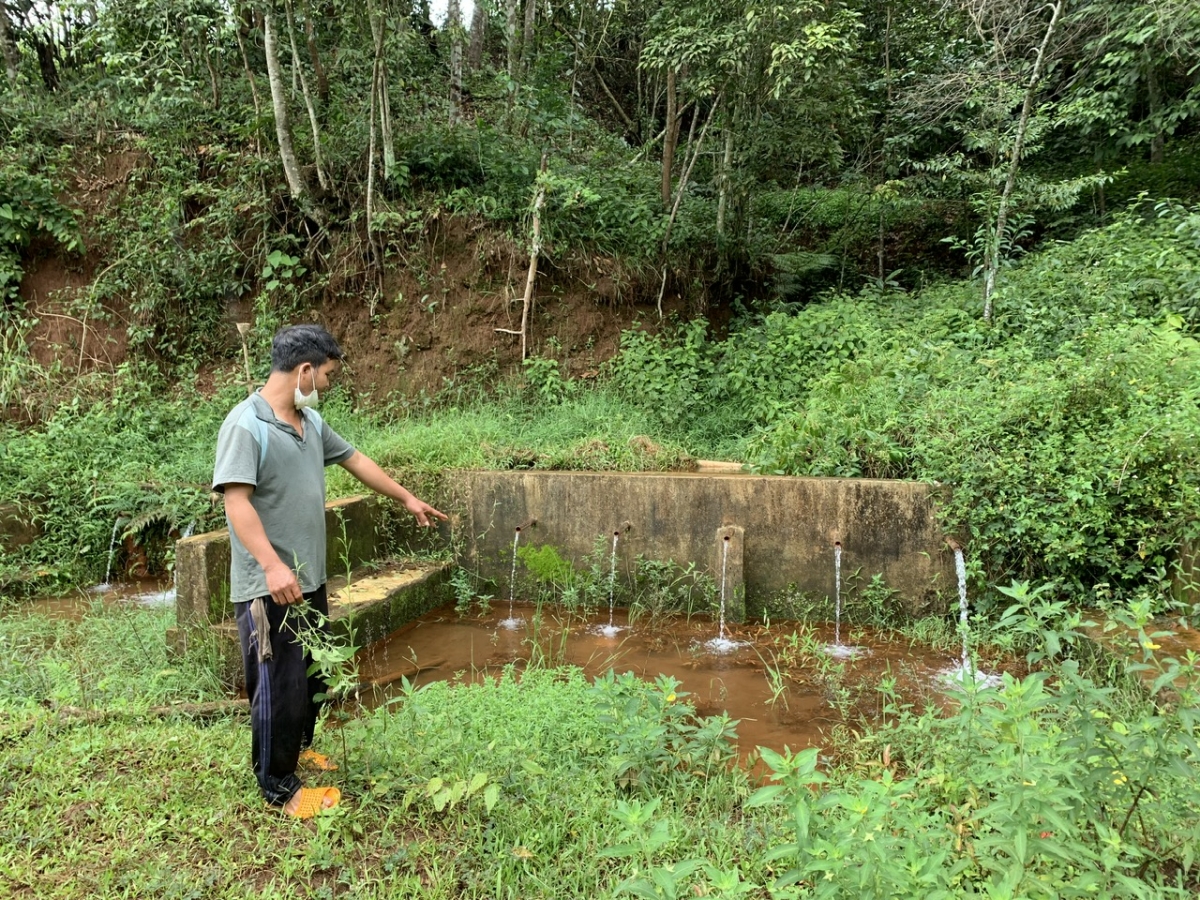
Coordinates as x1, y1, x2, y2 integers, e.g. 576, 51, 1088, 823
0, 600, 1196, 898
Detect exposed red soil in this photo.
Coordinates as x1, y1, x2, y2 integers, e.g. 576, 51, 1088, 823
18, 203, 686, 405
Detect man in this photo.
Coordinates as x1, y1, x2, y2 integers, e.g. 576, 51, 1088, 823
213, 324, 446, 818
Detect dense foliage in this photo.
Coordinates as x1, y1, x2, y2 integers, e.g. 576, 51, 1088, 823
612, 202, 1200, 605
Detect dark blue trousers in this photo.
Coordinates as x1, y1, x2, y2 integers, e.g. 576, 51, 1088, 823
234, 586, 330, 806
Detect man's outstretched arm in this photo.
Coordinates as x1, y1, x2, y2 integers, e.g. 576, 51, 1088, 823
338, 451, 448, 527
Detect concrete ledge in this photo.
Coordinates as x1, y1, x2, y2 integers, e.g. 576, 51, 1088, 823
176, 495, 410, 626
170, 561, 452, 689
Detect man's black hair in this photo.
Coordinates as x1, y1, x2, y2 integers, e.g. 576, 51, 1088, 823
270, 324, 345, 372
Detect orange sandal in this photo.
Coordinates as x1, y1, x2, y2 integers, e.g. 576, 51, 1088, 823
298, 749, 338, 771
280, 786, 341, 819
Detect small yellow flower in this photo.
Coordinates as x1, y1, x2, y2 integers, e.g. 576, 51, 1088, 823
665, 693, 676, 703
1142, 641, 1160, 651
1113, 772, 1128, 785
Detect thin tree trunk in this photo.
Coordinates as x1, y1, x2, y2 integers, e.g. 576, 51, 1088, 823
982, 0, 1065, 322
661, 69, 677, 209
303, 2, 329, 105
448, 0, 463, 124
0, 7, 18, 83
564, 31, 633, 131
468, 0, 486, 71
366, 52, 384, 308
203, 39, 221, 108
368, 0, 395, 180
1146, 50, 1164, 165
716, 127, 733, 237
518, 155, 548, 360
263, 7, 311, 202
234, 13, 263, 156
505, 0, 519, 79
663, 95, 719, 250
522, 0, 536, 69
284, 0, 327, 191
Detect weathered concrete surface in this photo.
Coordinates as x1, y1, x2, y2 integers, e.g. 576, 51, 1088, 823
458, 471, 955, 618
169, 562, 452, 688
0, 503, 40, 553
175, 495, 431, 626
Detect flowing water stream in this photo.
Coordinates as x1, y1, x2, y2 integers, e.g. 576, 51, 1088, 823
824, 543, 861, 658
944, 547, 1000, 688
91, 519, 123, 592
704, 535, 746, 654
499, 528, 524, 630
593, 532, 625, 639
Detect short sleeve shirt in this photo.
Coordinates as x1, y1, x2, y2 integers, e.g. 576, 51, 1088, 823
213, 392, 355, 603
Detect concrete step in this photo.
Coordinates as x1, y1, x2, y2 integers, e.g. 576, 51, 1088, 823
170, 560, 452, 689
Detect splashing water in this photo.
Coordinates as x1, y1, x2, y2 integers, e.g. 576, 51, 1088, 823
595, 532, 625, 638
705, 535, 746, 654
955, 548, 969, 668
942, 547, 1000, 688
181, 521, 195, 540
834, 543, 843, 644
499, 528, 524, 630
92, 519, 122, 592
824, 543, 862, 658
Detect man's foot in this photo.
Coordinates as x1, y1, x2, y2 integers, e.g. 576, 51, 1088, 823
280, 786, 341, 818
298, 748, 338, 771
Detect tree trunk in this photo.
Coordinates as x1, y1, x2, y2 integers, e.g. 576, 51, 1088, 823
448, 0, 464, 124
518, 155, 548, 360
366, 50, 383, 308
522, 0, 536, 70
661, 69, 677, 209
303, 2, 330, 105
982, 0, 1065, 323
468, 0, 486, 71
284, 0, 327, 190
1146, 49, 1164, 165
367, 0, 396, 180
203, 39, 222, 108
663, 95, 719, 251
234, 12, 263, 155
263, 7, 310, 202
505, 0, 519, 79
716, 127, 734, 237
0, 7, 17, 84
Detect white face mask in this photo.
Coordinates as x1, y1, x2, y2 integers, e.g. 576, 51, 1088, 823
294, 368, 319, 410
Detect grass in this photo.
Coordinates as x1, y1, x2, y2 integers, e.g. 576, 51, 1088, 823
2, 597, 1198, 898
0, 378, 724, 595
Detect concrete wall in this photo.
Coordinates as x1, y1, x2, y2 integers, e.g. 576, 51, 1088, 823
175, 471, 955, 627
456, 471, 955, 618
176, 495, 396, 626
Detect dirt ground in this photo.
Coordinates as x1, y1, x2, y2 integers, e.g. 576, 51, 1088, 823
17, 206, 693, 404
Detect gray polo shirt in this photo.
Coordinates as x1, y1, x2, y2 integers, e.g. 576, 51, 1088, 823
213, 392, 355, 603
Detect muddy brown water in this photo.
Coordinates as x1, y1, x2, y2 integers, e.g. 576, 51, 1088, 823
13, 580, 176, 621
354, 602, 973, 759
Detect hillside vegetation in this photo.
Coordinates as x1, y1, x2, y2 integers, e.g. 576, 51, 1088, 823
1, 1, 1199, 610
